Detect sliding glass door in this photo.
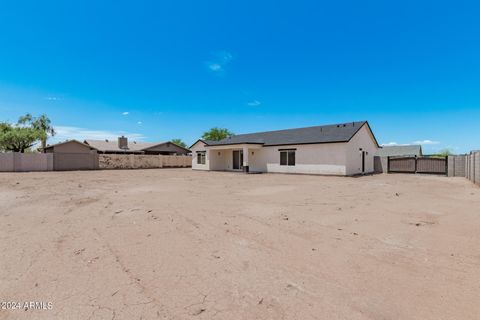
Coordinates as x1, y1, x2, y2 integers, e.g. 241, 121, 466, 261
232, 150, 243, 170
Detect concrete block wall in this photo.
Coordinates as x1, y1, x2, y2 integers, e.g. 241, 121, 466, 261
449, 152, 480, 186
161, 155, 192, 167
474, 152, 480, 185
99, 154, 192, 169
0, 153, 53, 172
0, 153, 14, 171
448, 155, 467, 177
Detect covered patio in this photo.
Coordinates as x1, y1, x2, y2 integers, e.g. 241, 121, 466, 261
206, 143, 263, 172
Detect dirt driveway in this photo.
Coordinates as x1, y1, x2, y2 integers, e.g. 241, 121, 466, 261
1, 169, 479, 319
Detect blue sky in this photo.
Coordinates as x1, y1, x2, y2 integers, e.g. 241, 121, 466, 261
0, 0, 479, 153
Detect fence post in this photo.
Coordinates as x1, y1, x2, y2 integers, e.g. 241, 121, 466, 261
414, 156, 418, 173
387, 156, 390, 173
453, 156, 455, 176
474, 152, 476, 184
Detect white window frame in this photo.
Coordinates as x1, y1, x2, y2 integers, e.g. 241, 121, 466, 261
279, 149, 296, 166
196, 151, 206, 165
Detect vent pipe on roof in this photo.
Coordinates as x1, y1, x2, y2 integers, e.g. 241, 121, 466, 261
118, 136, 128, 150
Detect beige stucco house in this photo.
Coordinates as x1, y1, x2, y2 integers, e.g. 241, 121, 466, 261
190, 121, 379, 176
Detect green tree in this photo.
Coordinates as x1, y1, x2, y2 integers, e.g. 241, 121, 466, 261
0, 123, 43, 153
437, 149, 453, 157
171, 139, 187, 148
202, 127, 234, 141
0, 122, 10, 152
18, 113, 55, 149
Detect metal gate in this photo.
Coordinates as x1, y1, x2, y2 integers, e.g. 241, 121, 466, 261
388, 156, 447, 175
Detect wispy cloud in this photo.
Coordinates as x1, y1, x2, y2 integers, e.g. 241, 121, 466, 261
247, 100, 261, 107
208, 63, 222, 72
413, 139, 440, 145
381, 142, 405, 146
137, 121, 142, 125
53, 126, 145, 142
382, 139, 440, 146
122, 112, 129, 116
205, 51, 233, 75
45, 96, 61, 101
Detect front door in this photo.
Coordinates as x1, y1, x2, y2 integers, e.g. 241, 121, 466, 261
361, 151, 366, 173
233, 150, 243, 170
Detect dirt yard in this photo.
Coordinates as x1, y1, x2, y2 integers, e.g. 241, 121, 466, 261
1, 169, 479, 320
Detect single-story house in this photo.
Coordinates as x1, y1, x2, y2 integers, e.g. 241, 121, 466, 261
377, 145, 423, 157
190, 121, 379, 176
84, 136, 190, 155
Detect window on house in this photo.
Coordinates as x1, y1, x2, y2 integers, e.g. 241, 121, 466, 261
288, 150, 295, 166
280, 149, 295, 166
197, 151, 206, 165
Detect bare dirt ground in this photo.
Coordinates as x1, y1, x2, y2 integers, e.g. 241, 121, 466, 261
1, 169, 479, 320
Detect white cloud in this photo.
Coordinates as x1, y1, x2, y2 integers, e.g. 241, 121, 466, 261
381, 142, 402, 146
53, 126, 145, 142
206, 51, 233, 75
45, 96, 61, 101
247, 100, 261, 107
208, 63, 222, 72
382, 139, 441, 147
137, 121, 142, 125
413, 140, 440, 145
122, 112, 129, 116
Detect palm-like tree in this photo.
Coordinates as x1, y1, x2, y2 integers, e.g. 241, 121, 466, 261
17, 113, 55, 149
33, 115, 56, 149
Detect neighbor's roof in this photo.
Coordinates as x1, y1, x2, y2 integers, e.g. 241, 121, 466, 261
378, 145, 423, 157
85, 139, 170, 153
42, 139, 97, 151
203, 121, 377, 147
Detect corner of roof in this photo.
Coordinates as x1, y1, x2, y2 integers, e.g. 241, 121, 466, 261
189, 139, 209, 149
349, 121, 380, 148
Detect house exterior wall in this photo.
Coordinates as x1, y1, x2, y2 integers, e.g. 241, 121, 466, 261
250, 143, 347, 175
345, 125, 379, 175
191, 141, 210, 171
192, 142, 348, 175
209, 149, 229, 171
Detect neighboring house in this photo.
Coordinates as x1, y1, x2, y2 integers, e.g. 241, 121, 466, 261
377, 145, 423, 157
190, 121, 379, 176
40, 140, 99, 171
84, 136, 190, 155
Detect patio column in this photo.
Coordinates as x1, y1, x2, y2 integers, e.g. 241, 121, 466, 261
242, 146, 249, 173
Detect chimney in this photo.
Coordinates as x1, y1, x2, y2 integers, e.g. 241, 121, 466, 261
118, 136, 128, 150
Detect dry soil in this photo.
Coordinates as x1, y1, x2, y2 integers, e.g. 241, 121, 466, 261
1, 169, 479, 319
